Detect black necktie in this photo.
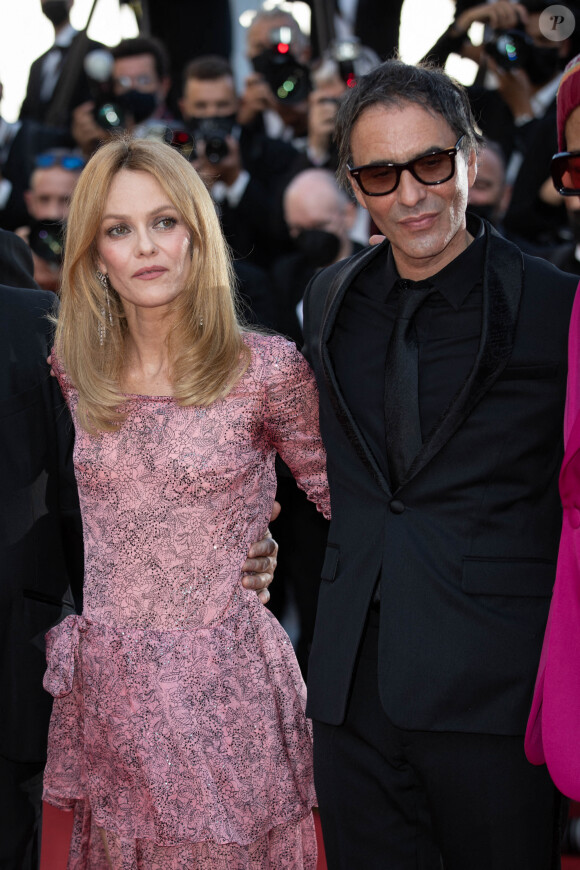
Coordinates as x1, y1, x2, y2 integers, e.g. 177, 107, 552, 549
384, 279, 435, 489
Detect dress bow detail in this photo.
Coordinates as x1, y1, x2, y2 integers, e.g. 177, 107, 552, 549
43, 614, 91, 698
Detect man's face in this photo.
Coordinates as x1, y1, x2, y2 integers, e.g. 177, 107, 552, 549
525, 12, 569, 54
284, 184, 348, 241
468, 146, 506, 212
180, 76, 238, 121
25, 166, 79, 221
348, 101, 476, 280
113, 54, 166, 100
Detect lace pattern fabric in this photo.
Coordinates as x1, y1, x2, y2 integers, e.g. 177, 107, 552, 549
43, 333, 329, 867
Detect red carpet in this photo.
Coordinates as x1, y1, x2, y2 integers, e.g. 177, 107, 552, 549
40, 804, 328, 869
40, 802, 580, 870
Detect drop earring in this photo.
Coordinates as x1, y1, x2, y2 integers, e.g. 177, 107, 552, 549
96, 270, 113, 345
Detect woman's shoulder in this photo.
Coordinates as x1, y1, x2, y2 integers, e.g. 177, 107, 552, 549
241, 330, 313, 388
242, 330, 301, 361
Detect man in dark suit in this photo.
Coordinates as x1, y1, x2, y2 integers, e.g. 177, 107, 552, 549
19, 0, 102, 130
302, 59, 578, 869
0, 228, 83, 869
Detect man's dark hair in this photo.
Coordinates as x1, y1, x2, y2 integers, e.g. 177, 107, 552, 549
111, 36, 170, 82
335, 59, 482, 188
182, 55, 235, 91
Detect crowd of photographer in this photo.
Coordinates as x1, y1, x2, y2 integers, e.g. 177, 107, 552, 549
3, 1, 580, 296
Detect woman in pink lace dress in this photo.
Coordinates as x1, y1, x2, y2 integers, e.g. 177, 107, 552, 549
42, 136, 330, 869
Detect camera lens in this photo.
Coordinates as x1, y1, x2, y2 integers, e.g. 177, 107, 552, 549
204, 134, 229, 164
28, 220, 64, 266
94, 101, 125, 131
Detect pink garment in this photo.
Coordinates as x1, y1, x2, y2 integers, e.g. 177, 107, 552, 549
43, 332, 330, 868
525, 283, 580, 800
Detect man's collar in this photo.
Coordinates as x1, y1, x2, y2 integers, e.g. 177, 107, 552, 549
54, 23, 77, 48
385, 215, 486, 310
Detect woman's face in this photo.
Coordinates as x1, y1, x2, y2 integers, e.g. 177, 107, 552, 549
96, 169, 192, 319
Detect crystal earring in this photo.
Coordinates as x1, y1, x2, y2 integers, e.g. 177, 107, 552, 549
96, 270, 113, 345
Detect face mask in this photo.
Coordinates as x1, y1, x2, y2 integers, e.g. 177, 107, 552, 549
119, 90, 158, 124
42, 0, 70, 27
294, 229, 341, 268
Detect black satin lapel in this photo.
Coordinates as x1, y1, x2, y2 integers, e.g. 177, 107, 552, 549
398, 227, 523, 489
320, 241, 392, 496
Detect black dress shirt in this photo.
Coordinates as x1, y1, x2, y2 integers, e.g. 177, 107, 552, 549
329, 218, 486, 482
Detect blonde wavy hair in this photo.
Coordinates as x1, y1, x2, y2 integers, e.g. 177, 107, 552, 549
55, 135, 249, 434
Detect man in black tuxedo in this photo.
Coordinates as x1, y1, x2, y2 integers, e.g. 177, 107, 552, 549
19, 0, 102, 129
0, 228, 83, 869
302, 59, 578, 869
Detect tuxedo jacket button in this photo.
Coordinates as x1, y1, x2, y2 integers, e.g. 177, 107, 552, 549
389, 499, 405, 514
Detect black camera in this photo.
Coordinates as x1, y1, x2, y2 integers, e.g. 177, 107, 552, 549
93, 99, 126, 131
28, 220, 64, 266
84, 49, 158, 132
485, 27, 534, 71
83, 50, 126, 131
327, 38, 380, 88
187, 116, 238, 164
251, 26, 310, 104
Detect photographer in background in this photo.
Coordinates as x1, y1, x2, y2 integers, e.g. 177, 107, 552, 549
467, 137, 512, 229
180, 55, 297, 271
239, 7, 312, 147
424, 0, 579, 249
19, 0, 103, 130
15, 149, 84, 292
71, 36, 173, 157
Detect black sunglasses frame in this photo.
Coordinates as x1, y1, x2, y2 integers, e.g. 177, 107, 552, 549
551, 150, 580, 196
347, 135, 466, 197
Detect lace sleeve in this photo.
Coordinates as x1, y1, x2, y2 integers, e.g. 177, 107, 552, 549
260, 334, 330, 519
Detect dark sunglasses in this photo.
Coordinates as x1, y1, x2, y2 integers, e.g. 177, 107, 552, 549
551, 150, 580, 195
143, 125, 195, 160
347, 135, 465, 197
35, 153, 86, 171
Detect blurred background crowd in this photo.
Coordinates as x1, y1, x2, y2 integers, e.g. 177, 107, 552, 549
3, 0, 580, 673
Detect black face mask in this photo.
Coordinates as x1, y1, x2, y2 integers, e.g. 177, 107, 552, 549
524, 45, 562, 86
294, 229, 341, 268
118, 90, 158, 124
42, 0, 70, 27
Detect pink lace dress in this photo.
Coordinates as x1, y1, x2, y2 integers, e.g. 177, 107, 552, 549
43, 333, 330, 869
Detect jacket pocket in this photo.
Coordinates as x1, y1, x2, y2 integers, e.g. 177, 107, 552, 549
321, 544, 340, 582
461, 557, 556, 597
498, 363, 559, 381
